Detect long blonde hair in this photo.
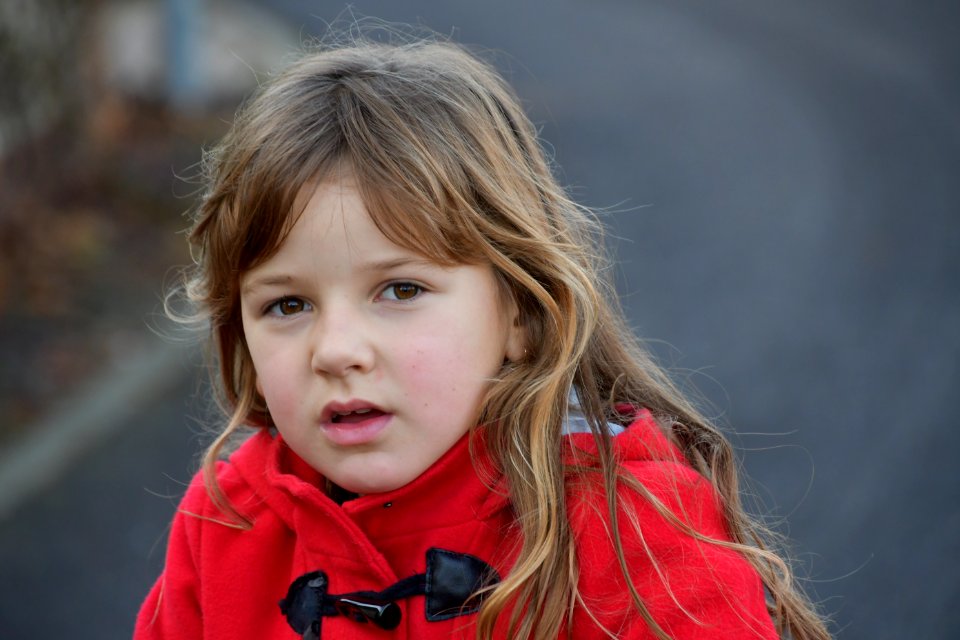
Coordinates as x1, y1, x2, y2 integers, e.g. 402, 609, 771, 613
180, 33, 829, 640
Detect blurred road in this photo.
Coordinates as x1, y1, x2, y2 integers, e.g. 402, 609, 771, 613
1, 1, 957, 638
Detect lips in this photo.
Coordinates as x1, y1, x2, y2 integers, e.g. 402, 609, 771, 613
321, 399, 384, 423
320, 400, 392, 446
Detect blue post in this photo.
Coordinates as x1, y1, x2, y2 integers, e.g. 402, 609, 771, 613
166, 0, 204, 109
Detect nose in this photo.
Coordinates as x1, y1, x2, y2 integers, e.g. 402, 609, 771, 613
309, 307, 375, 378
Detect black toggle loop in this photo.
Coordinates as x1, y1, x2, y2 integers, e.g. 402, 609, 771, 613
425, 548, 501, 621
334, 596, 402, 629
279, 549, 501, 637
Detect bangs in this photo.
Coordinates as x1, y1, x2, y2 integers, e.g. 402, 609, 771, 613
347, 152, 490, 268
223, 50, 511, 274
231, 142, 493, 276
327, 58, 502, 268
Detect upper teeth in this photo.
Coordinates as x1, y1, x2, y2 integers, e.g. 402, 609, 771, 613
336, 408, 371, 415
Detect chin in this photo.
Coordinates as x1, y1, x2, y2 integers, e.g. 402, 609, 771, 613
335, 471, 412, 496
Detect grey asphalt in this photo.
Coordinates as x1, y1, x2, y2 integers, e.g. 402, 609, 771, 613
1, 1, 958, 638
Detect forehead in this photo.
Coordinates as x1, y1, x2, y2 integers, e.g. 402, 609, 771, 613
276, 170, 474, 268
286, 178, 388, 250
246, 178, 443, 279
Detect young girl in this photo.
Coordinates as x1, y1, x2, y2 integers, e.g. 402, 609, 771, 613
136, 36, 829, 640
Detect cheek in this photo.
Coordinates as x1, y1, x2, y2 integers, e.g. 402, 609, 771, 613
394, 338, 453, 394
249, 349, 301, 416
395, 325, 502, 405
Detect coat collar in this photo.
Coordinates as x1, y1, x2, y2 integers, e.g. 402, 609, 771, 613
230, 427, 509, 549
229, 408, 679, 548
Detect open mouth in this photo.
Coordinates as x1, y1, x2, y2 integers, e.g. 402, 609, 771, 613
331, 408, 386, 424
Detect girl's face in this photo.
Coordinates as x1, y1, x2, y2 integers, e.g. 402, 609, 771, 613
240, 178, 524, 494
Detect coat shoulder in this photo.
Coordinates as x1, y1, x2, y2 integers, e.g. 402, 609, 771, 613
566, 435, 776, 638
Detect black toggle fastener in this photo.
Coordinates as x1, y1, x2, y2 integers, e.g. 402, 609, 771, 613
334, 596, 402, 629
279, 548, 500, 638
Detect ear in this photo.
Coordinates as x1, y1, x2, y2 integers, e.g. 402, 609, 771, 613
504, 304, 527, 363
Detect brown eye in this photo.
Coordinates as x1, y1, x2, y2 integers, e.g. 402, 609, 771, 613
279, 299, 303, 314
268, 297, 309, 316
383, 282, 422, 301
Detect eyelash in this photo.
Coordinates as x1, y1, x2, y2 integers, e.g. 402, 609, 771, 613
262, 282, 425, 317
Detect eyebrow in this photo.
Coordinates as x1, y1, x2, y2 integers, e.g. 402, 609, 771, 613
358, 256, 441, 272
240, 257, 442, 294
241, 275, 292, 295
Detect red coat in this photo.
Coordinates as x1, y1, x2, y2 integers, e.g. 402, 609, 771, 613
135, 410, 777, 639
